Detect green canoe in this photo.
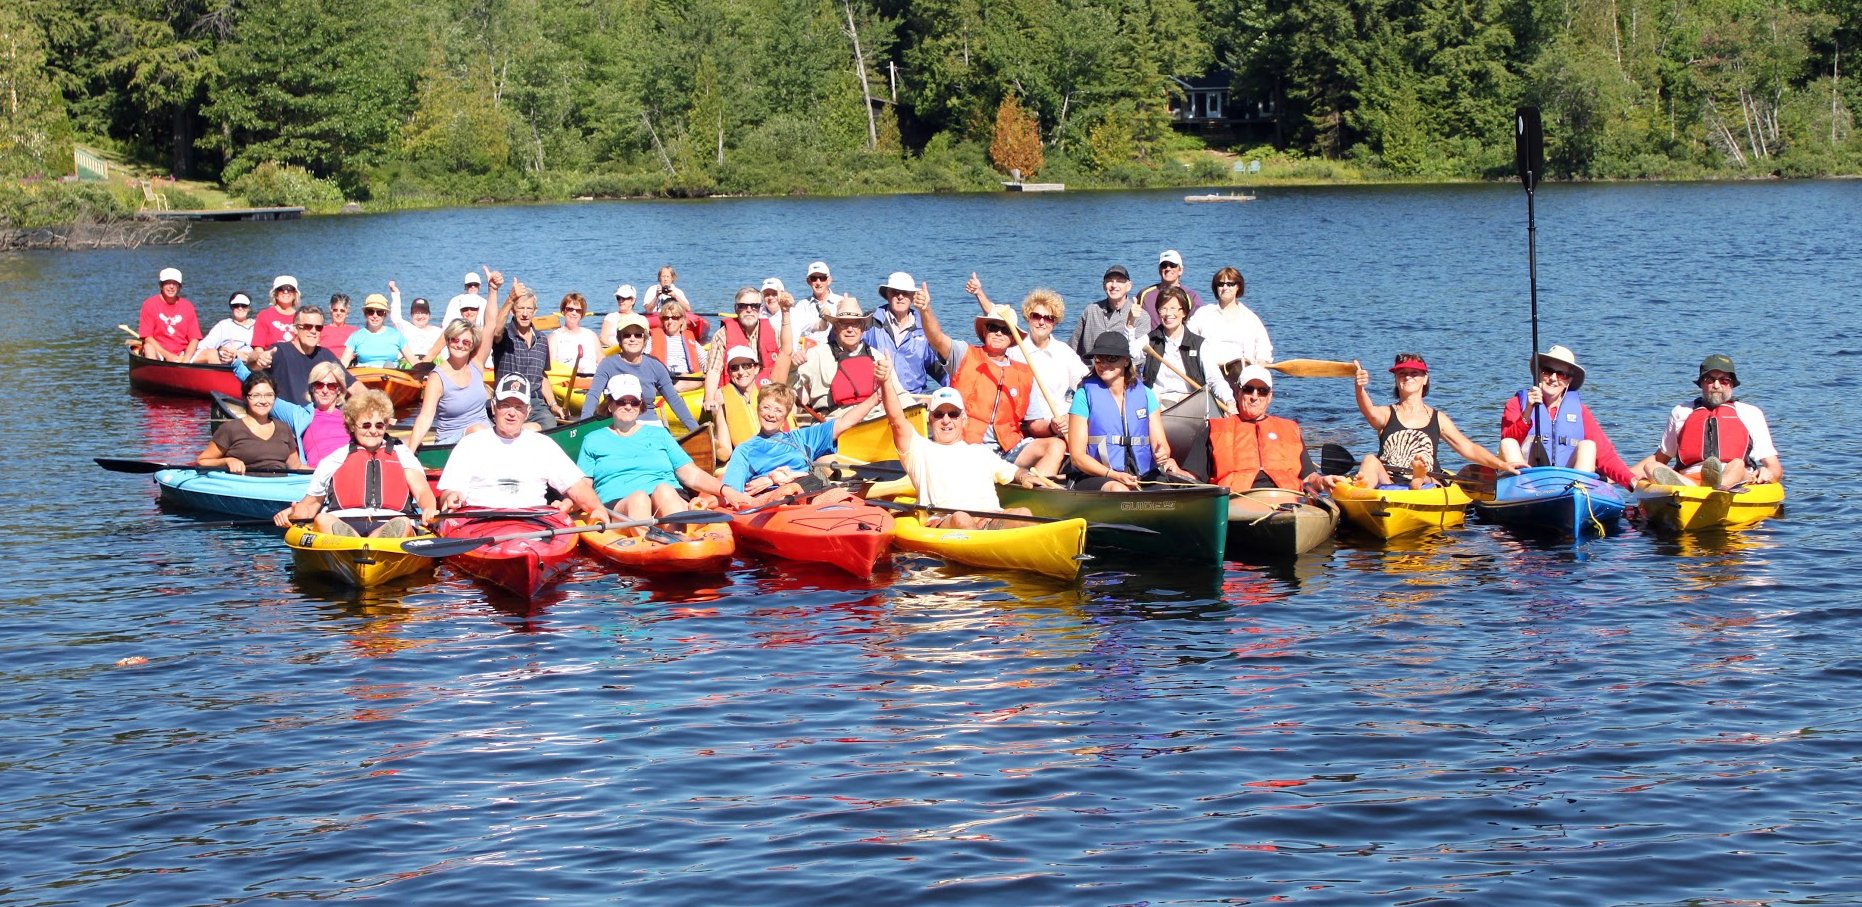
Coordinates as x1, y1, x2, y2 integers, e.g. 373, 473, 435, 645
996, 482, 1230, 568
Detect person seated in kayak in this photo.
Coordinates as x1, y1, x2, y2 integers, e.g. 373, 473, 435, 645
198, 371, 304, 475
706, 344, 786, 466
488, 276, 566, 429
924, 282, 1066, 477
582, 313, 703, 428
249, 276, 302, 350
244, 305, 362, 405
795, 297, 906, 415
1344, 353, 1512, 489
884, 377, 1043, 530
711, 286, 792, 387
648, 300, 707, 392
274, 389, 437, 537
295, 361, 358, 465
1008, 288, 1088, 421
407, 317, 494, 452
867, 272, 947, 396
1143, 287, 1233, 410
721, 367, 888, 499
436, 375, 611, 523
577, 374, 751, 533
386, 282, 441, 363
1631, 354, 1783, 490
192, 292, 255, 364
318, 293, 358, 360
1067, 331, 1187, 492
342, 293, 413, 367
136, 266, 201, 362
547, 292, 604, 383
1206, 363, 1326, 494
1499, 344, 1636, 486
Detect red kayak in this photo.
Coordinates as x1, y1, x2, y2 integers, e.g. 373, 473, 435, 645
729, 498, 895, 577
127, 350, 243, 399
437, 508, 580, 598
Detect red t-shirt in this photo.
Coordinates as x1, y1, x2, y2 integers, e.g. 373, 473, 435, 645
137, 294, 201, 356
320, 323, 358, 355
249, 305, 298, 349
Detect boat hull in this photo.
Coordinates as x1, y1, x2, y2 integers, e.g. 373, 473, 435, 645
1632, 482, 1784, 533
996, 482, 1230, 568
894, 514, 1086, 580
729, 499, 895, 577
1472, 466, 1626, 536
155, 469, 309, 519
128, 351, 243, 399
583, 520, 735, 573
1331, 482, 1474, 538
285, 523, 435, 588
1226, 487, 1338, 557
437, 510, 579, 597
351, 367, 426, 412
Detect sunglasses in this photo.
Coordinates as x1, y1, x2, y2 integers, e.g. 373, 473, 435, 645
1215, 280, 1239, 287
276, 287, 299, 294
311, 380, 342, 391
562, 307, 584, 314
448, 336, 475, 346
619, 331, 647, 339
1026, 312, 1056, 324
614, 397, 643, 408
729, 362, 758, 372
1092, 355, 1126, 365
1700, 375, 1734, 386
365, 309, 387, 315
354, 420, 388, 430
663, 316, 685, 323
1160, 263, 1182, 270
736, 303, 761, 311
231, 303, 251, 309
931, 409, 964, 420
295, 323, 324, 331
983, 323, 1012, 335
1239, 385, 1272, 397
1540, 367, 1573, 380
808, 275, 829, 282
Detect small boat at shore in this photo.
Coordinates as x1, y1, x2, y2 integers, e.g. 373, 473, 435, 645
1184, 193, 1256, 204
1631, 481, 1784, 533
128, 351, 243, 399
1225, 487, 1338, 557
284, 522, 436, 588
1472, 466, 1625, 537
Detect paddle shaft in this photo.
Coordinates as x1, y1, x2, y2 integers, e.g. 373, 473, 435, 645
96, 457, 313, 476
1516, 107, 1546, 448
413, 509, 729, 557
968, 282, 1066, 431
1145, 342, 1237, 416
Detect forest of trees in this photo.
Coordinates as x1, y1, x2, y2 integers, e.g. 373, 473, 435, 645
2, 0, 1857, 210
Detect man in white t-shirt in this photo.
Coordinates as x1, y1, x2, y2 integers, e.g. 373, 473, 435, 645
1633, 354, 1783, 489
792, 261, 840, 347
883, 377, 1043, 530
441, 271, 487, 326
436, 375, 611, 521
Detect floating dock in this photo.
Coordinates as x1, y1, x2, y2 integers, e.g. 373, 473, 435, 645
1002, 182, 1065, 192
143, 207, 305, 222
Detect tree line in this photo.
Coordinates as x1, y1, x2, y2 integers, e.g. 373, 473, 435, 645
2, 0, 1856, 206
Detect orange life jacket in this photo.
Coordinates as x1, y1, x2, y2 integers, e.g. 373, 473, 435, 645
1209, 414, 1304, 491
649, 330, 703, 376
1675, 402, 1751, 467
950, 346, 1034, 449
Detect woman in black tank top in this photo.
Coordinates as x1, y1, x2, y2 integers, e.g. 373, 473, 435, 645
1346, 353, 1512, 488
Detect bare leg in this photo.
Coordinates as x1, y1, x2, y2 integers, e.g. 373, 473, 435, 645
1356, 454, 1392, 488
1498, 437, 1528, 470
1569, 439, 1597, 473
1409, 455, 1430, 490
1015, 437, 1066, 475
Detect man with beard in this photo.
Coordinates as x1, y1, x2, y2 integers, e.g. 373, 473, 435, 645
1633, 354, 1782, 489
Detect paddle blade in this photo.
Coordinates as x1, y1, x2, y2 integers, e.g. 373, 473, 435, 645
1515, 107, 1544, 192
1083, 522, 1161, 537
96, 458, 167, 474
1318, 443, 1358, 477
1452, 464, 1499, 497
400, 535, 493, 558
658, 509, 732, 525
1266, 359, 1357, 378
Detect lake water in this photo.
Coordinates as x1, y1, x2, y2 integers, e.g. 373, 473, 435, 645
6, 181, 1861, 904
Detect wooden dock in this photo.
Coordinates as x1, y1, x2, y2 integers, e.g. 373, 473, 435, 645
143, 207, 304, 222
1002, 181, 1065, 192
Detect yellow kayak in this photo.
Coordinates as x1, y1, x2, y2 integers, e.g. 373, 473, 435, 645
1330, 482, 1473, 539
894, 513, 1087, 580
285, 523, 436, 588
835, 401, 926, 463
1632, 482, 1785, 533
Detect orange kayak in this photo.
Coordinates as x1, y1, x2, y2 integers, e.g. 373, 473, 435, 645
729, 498, 894, 577
583, 519, 735, 573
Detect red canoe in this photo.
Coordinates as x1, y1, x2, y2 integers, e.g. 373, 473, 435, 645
729, 498, 894, 577
127, 351, 243, 399
437, 508, 580, 598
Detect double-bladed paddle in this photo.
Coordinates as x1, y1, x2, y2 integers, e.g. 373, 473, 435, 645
405, 509, 732, 558
96, 457, 314, 476
867, 498, 1159, 536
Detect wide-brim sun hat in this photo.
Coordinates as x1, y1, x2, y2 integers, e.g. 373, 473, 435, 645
879, 272, 917, 295
1697, 353, 1739, 387
829, 297, 868, 324
1531, 345, 1586, 391
974, 305, 1018, 340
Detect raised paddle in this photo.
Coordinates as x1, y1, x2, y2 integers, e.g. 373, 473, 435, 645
1263, 359, 1358, 379
96, 457, 314, 476
405, 509, 732, 558
867, 498, 1159, 536
1516, 106, 1548, 448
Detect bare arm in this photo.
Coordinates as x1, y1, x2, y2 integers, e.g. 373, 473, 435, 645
1352, 362, 1390, 431
917, 282, 954, 360
561, 478, 611, 524
877, 356, 915, 461
831, 381, 887, 439
768, 297, 795, 386
405, 373, 443, 453
1438, 412, 1510, 472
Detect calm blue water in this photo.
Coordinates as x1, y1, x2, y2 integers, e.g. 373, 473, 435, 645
6, 181, 1862, 904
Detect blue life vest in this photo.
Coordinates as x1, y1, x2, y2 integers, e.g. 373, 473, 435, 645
1082, 378, 1154, 475
1518, 388, 1587, 467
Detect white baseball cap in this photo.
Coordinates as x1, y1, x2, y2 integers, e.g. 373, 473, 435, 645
494, 374, 531, 403
604, 373, 644, 402
1234, 364, 1274, 390
615, 284, 636, 299
880, 271, 917, 294
272, 275, 298, 291
807, 261, 831, 277
158, 267, 183, 284
927, 387, 966, 414
725, 345, 758, 365
1159, 249, 1184, 267
229, 293, 252, 307
761, 277, 785, 293
464, 272, 482, 286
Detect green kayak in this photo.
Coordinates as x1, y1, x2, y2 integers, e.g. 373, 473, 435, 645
996, 482, 1230, 568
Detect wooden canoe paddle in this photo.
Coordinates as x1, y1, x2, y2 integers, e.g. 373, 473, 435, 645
1263, 359, 1358, 378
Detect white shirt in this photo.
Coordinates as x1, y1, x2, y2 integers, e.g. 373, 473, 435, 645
548, 326, 604, 372
1008, 336, 1088, 412
437, 429, 587, 508
1187, 302, 1273, 368
1658, 399, 1778, 463
389, 291, 442, 356
784, 292, 839, 348
307, 444, 423, 499
905, 432, 1018, 512
442, 291, 487, 326
201, 317, 254, 354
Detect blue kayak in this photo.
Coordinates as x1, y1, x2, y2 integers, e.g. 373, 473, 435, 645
155, 469, 310, 520
1471, 466, 1625, 537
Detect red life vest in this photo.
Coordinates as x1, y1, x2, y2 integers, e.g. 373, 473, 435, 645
722, 317, 781, 383
328, 440, 416, 513
1675, 402, 1751, 467
648, 330, 703, 376
950, 346, 1034, 449
828, 346, 878, 406
1209, 414, 1305, 491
